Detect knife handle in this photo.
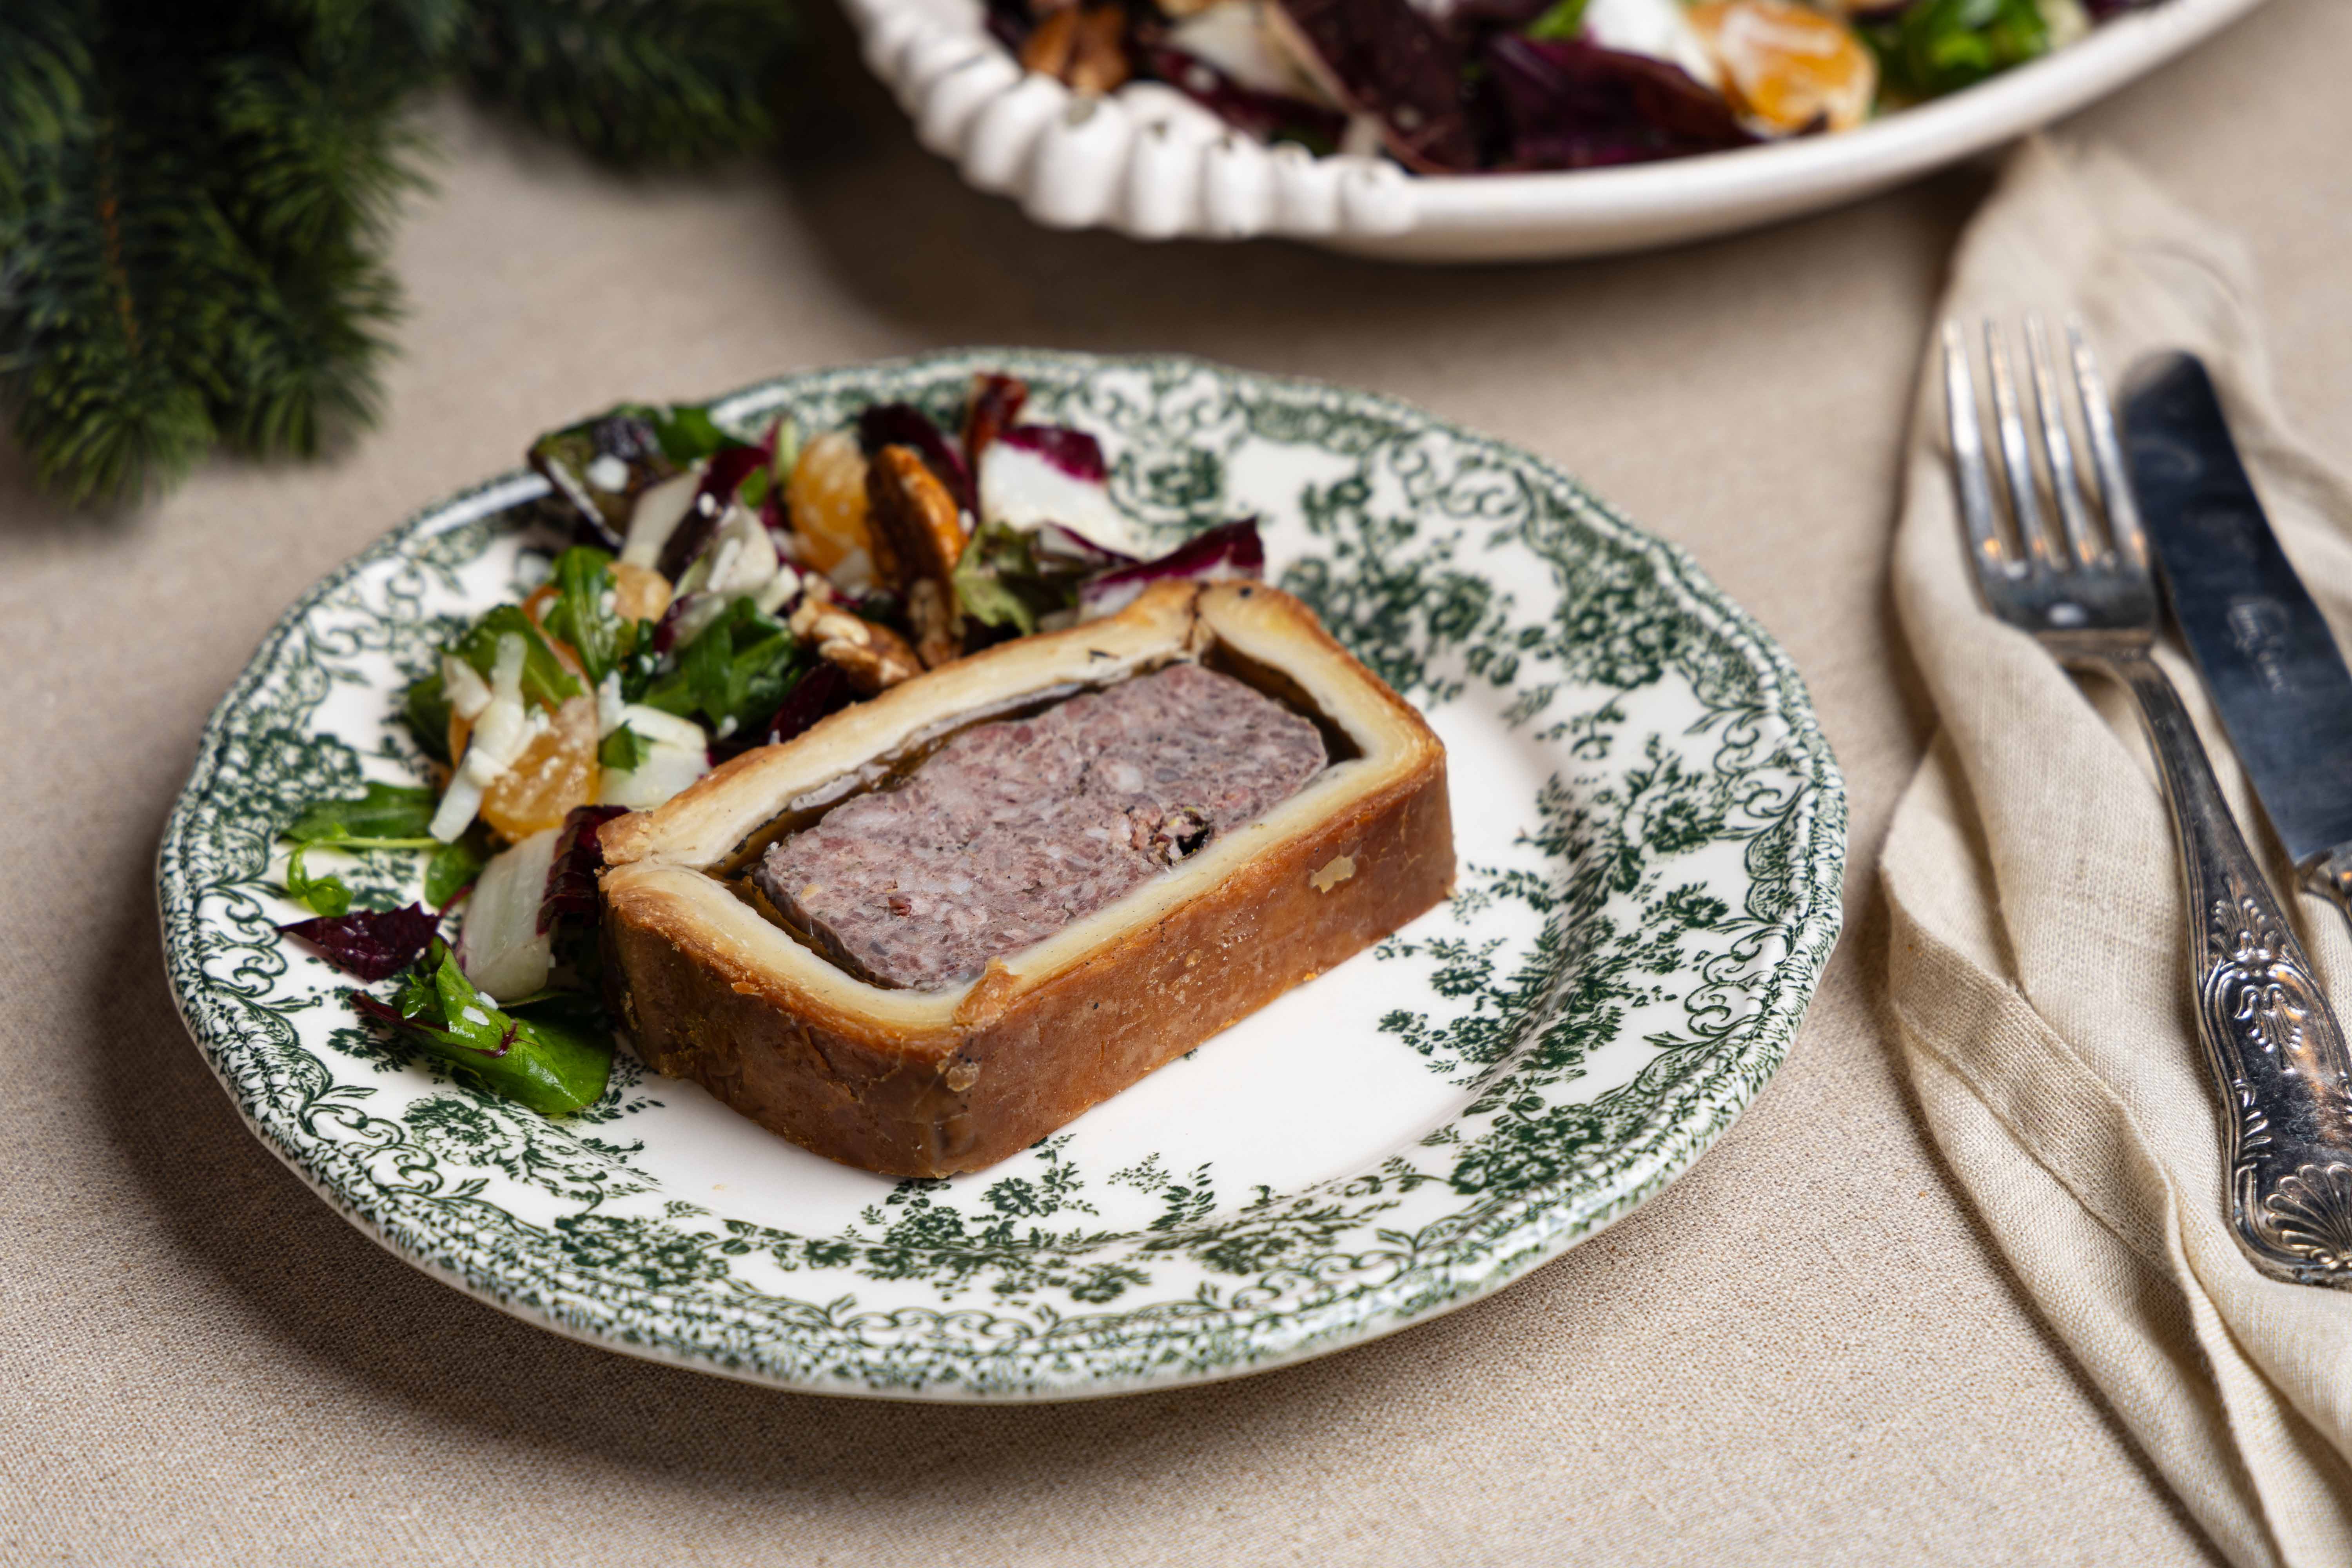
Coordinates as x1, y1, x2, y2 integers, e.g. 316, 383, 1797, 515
2103, 650, 2352, 1285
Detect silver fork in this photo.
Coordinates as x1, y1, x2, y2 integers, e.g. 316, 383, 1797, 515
1944, 314, 2352, 1287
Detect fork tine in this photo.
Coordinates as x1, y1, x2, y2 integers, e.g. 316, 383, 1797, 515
2063, 318, 2150, 572
2024, 314, 2105, 568
1941, 321, 2013, 588
1983, 320, 2063, 571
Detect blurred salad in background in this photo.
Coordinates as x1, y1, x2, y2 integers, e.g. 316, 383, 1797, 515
268, 374, 1265, 1115
989, 0, 2161, 173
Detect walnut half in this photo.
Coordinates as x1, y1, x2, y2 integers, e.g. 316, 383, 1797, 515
864, 445, 969, 668
789, 593, 923, 695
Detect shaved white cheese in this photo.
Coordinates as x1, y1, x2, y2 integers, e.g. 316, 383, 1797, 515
615, 703, 706, 751
675, 503, 778, 599
443, 654, 493, 721
754, 563, 802, 617
601, 703, 710, 809
978, 442, 1145, 557
428, 771, 485, 842
619, 469, 702, 569
2040, 0, 2090, 48
456, 826, 561, 1001
826, 546, 875, 593
596, 672, 626, 736
1584, 0, 1719, 87
1168, 2, 1332, 102
431, 633, 536, 841
585, 454, 630, 492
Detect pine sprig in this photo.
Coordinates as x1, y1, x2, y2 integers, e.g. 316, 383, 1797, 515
0, 0, 802, 508
463, 0, 799, 167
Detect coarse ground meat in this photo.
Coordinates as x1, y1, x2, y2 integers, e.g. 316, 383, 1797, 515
752, 663, 1328, 989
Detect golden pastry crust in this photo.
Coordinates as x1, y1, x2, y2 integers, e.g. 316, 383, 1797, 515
598, 580, 1454, 1176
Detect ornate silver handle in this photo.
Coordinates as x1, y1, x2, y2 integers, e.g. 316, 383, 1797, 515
2098, 649, 2352, 1284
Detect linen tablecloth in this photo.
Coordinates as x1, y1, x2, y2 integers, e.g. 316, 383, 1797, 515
4, 2, 2348, 1561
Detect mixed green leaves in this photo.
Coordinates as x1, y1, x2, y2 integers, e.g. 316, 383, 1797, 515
423, 825, 494, 909
286, 780, 439, 847
598, 724, 648, 771
641, 596, 804, 736
1522, 0, 1590, 43
953, 521, 1100, 636
352, 942, 612, 1115
281, 781, 482, 915
401, 669, 453, 764
280, 844, 353, 917
452, 605, 582, 711
541, 545, 644, 687
1864, 0, 2051, 100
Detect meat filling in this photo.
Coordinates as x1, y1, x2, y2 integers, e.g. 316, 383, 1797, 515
753, 663, 1328, 989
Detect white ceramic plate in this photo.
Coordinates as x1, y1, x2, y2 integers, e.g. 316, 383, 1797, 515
851, 0, 2268, 261
159, 350, 1844, 1399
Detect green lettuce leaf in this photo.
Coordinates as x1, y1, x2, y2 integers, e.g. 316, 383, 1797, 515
452, 605, 583, 712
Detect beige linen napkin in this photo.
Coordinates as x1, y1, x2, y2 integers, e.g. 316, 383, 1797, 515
1882, 138, 2352, 1568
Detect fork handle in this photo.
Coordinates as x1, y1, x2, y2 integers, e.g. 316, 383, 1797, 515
2094, 649, 2352, 1284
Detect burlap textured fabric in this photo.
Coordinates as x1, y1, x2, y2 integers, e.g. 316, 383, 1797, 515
5, 2, 2350, 1561
1884, 141, 2352, 1568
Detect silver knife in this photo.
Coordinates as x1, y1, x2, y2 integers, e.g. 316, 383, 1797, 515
2125, 352, 2352, 937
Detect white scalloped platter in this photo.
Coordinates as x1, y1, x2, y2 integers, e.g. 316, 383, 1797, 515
160, 351, 1844, 1399
850, 0, 2266, 261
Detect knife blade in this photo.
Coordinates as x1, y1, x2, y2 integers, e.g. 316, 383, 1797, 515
2124, 350, 2352, 930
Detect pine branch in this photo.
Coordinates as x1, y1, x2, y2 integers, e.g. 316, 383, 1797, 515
3, 0, 808, 508
463, 0, 799, 167
5, 116, 230, 503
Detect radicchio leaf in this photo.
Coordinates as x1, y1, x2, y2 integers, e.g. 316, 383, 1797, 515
1144, 45, 1349, 149
961, 374, 1029, 473
529, 409, 674, 550
1030, 521, 1135, 573
280, 903, 442, 982
752, 661, 855, 749
538, 804, 630, 936
997, 424, 1109, 484
1484, 36, 1753, 170
654, 441, 768, 584
1267, 0, 1478, 172
1078, 519, 1265, 621
858, 402, 975, 515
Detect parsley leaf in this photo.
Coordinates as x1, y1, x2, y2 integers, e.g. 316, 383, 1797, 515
451, 605, 583, 712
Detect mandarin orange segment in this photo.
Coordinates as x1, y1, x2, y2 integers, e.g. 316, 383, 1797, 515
1689, 0, 1876, 135
481, 695, 601, 841
786, 429, 874, 576
611, 561, 672, 624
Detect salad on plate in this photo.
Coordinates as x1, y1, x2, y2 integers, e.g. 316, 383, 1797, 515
988, 0, 2162, 173
269, 374, 1265, 1116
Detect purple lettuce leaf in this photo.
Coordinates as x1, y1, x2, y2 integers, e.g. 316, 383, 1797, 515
1484, 35, 1753, 170
751, 661, 855, 750
279, 903, 443, 983
1267, 0, 1478, 171
654, 442, 769, 584
858, 402, 975, 515
1030, 521, 1135, 573
538, 804, 630, 936
961, 373, 1029, 473
997, 424, 1109, 484
1078, 519, 1264, 620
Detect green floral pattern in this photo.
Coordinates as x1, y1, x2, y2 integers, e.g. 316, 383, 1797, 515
158, 350, 1845, 1399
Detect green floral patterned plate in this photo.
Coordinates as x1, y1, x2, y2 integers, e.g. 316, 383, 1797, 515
159, 349, 1845, 1400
